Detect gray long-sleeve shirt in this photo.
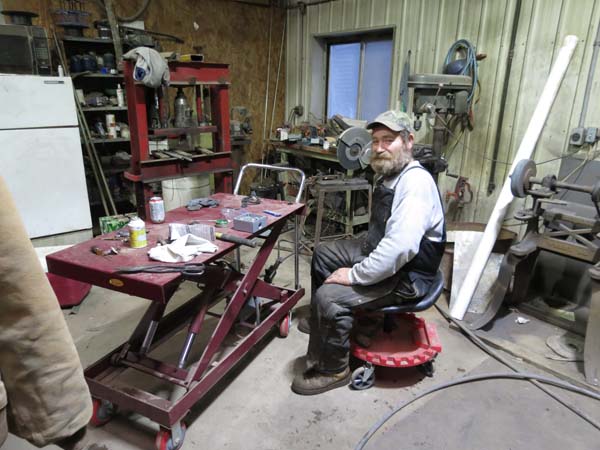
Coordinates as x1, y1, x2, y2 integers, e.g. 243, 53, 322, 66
349, 161, 445, 285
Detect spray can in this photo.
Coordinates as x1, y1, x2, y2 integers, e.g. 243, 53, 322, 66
116, 84, 125, 107
106, 114, 117, 139
128, 217, 147, 248
149, 196, 165, 223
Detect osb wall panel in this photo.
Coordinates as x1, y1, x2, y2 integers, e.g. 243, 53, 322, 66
4, 0, 286, 170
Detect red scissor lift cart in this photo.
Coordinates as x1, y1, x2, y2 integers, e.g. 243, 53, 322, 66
47, 61, 306, 450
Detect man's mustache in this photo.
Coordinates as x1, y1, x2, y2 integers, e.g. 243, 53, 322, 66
371, 153, 392, 160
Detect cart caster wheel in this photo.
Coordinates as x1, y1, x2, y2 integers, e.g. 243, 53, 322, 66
89, 398, 115, 427
155, 423, 186, 450
278, 312, 291, 337
351, 365, 375, 390
418, 360, 435, 377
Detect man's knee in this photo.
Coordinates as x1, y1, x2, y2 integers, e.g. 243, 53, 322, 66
314, 285, 347, 321
311, 241, 335, 267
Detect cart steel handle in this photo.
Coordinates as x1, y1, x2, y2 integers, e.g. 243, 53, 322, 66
233, 163, 306, 204
233, 163, 305, 289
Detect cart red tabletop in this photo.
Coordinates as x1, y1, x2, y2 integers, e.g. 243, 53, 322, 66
47, 193, 304, 303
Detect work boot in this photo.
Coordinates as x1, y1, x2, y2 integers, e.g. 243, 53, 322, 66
291, 367, 351, 395
297, 316, 311, 334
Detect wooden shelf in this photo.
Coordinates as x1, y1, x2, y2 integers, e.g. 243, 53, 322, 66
75, 73, 123, 79
167, 80, 230, 86
148, 125, 217, 136
90, 137, 131, 144
135, 80, 230, 87
82, 106, 128, 112
62, 36, 115, 44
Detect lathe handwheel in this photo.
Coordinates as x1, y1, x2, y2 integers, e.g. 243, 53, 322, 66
510, 159, 537, 198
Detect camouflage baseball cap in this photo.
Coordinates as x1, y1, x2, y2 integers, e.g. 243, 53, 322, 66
366, 110, 414, 133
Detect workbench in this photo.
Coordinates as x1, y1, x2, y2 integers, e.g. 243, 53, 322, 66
273, 141, 342, 165
47, 192, 305, 450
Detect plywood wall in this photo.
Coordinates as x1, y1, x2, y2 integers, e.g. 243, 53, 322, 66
285, 0, 600, 223
4, 0, 286, 166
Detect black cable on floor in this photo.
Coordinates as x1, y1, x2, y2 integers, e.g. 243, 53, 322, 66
355, 371, 600, 450
354, 305, 600, 449
435, 305, 600, 431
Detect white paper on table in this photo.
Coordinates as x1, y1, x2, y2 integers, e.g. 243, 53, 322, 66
148, 233, 218, 263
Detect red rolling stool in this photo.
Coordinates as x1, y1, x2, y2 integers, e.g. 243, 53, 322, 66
350, 270, 444, 390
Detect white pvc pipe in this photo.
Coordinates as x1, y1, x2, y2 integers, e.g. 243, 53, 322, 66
450, 35, 579, 320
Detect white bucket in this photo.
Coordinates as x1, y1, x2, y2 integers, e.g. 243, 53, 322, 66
161, 175, 211, 211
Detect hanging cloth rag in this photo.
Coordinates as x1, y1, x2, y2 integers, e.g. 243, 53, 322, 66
123, 47, 170, 88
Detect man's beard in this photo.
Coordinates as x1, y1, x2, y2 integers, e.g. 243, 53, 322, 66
370, 151, 412, 177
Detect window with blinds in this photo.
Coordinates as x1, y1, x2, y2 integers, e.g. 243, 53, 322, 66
326, 37, 393, 122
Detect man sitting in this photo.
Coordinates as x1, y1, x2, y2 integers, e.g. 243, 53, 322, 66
292, 110, 446, 395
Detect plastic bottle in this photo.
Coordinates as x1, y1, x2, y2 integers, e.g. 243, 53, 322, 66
128, 217, 147, 248
105, 114, 117, 139
116, 84, 125, 107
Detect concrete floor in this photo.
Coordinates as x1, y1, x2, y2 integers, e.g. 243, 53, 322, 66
3, 233, 600, 450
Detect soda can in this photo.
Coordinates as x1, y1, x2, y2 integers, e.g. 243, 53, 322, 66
149, 196, 165, 223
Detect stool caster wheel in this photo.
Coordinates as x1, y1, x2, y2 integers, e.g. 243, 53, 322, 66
351, 364, 375, 390
278, 312, 291, 337
89, 398, 115, 427
155, 422, 186, 450
418, 360, 435, 377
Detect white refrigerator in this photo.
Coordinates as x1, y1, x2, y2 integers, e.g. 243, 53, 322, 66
0, 74, 92, 238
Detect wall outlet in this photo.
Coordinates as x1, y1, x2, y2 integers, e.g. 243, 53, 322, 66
569, 127, 585, 146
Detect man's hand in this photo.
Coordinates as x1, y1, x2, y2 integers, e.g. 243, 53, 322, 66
324, 268, 352, 286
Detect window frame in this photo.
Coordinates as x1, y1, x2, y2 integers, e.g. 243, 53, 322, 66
324, 30, 394, 121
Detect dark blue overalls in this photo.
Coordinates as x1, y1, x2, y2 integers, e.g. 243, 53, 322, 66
306, 165, 446, 373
